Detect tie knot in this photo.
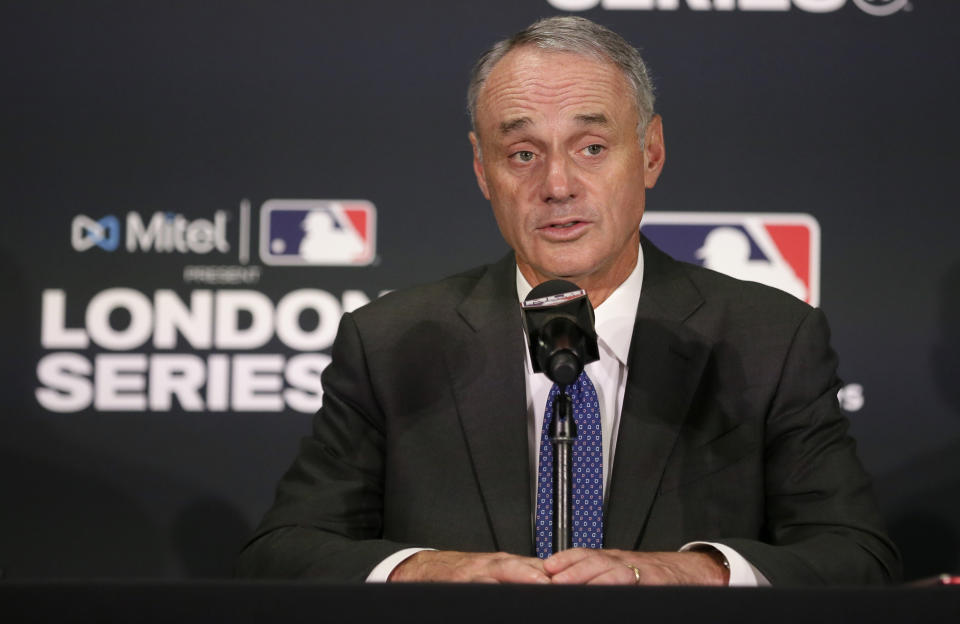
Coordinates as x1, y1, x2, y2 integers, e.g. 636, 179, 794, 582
548, 370, 598, 407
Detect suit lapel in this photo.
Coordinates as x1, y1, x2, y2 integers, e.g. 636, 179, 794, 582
604, 237, 711, 550
444, 254, 533, 555
441, 241, 711, 553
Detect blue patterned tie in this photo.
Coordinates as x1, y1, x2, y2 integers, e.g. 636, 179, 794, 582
535, 371, 603, 558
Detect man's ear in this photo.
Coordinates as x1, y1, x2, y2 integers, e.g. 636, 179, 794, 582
642, 115, 666, 189
469, 131, 491, 200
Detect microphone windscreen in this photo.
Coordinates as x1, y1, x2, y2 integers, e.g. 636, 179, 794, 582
525, 279, 581, 302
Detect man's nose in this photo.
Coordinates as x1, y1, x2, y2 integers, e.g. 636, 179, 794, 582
540, 153, 579, 203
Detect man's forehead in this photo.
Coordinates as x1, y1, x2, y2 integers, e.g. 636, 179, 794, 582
481, 47, 616, 96
476, 47, 631, 132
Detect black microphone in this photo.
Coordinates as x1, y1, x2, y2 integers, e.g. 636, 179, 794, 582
521, 279, 600, 554
521, 280, 600, 385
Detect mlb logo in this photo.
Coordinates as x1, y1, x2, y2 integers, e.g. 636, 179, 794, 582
259, 199, 377, 266
640, 212, 820, 306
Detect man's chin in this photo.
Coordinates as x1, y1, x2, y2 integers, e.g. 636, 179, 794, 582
520, 259, 599, 287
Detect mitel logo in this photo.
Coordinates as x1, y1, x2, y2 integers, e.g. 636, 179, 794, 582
547, 0, 909, 16
641, 212, 820, 305
72, 215, 120, 251
71, 211, 230, 254
259, 199, 377, 266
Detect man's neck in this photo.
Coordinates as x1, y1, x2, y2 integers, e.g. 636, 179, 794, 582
516, 240, 644, 311
516, 245, 640, 308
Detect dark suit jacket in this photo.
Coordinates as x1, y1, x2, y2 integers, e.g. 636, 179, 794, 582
237, 237, 901, 585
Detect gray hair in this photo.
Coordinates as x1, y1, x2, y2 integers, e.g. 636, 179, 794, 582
467, 16, 656, 139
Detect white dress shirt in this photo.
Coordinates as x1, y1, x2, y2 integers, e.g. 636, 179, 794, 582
368, 244, 768, 585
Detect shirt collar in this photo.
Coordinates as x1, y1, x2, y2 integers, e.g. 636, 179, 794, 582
515, 241, 644, 368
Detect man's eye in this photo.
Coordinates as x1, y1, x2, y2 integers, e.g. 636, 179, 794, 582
583, 144, 604, 156
512, 150, 535, 162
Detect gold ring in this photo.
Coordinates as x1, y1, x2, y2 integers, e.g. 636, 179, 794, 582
624, 562, 641, 585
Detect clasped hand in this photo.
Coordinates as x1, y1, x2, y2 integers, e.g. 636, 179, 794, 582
388, 548, 729, 585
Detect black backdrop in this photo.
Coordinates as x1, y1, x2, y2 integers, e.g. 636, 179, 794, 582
1, 0, 958, 581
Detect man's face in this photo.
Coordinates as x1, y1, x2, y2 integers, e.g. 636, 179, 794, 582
470, 47, 665, 300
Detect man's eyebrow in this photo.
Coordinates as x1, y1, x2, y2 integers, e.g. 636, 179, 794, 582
499, 117, 531, 135
497, 113, 608, 136
575, 113, 610, 126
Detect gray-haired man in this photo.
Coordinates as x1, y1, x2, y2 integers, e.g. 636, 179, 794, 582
239, 16, 900, 586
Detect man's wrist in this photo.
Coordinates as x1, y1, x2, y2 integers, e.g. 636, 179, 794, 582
680, 541, 770, 587
366, 547, 433, 583
688, 546, 731, 585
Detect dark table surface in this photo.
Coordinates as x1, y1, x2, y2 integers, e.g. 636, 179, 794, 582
2, 581, 960, 624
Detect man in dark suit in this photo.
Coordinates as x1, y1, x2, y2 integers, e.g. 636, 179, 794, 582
237, 16, 900, 585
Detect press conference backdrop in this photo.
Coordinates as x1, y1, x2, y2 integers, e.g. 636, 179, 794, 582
1, 0, 957, 581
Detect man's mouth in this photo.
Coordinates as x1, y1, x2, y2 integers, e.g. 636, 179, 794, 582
538, 219, 590, 239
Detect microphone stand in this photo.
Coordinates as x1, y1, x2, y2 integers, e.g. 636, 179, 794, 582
550, 386, 577, 554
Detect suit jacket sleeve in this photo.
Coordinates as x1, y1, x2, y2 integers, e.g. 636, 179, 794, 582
236, 311, 416, 581
717, 306, 901, 585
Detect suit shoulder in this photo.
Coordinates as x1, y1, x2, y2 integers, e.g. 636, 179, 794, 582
349, 264, 489, 322
678, 259, 814, 321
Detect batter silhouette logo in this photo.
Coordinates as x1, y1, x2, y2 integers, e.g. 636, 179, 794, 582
259, 199, 377, 266
641, 212, 820, 305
